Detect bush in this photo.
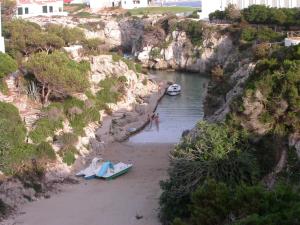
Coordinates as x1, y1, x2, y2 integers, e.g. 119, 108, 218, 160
46, 24, 85, 45
36, 141, 56, 160
29, 106, 64, 143
25, 51, 90, 104
82, 38, 104, 55
176, 180, 300, 225
61, 146, 77, 166
177, 20, 204, 46
160, 122, 258, 223
187, 10, 199, 19
253, 43, 271, 59
0, 101, 26, 149
4, 20, 64, 57
0, 53, 18, 79
58, 132, 78, 148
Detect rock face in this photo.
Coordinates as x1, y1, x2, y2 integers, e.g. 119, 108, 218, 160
135, 30, 234, 73
289, 133, 300, 158
89, 55, 166, 143
206, 63, 256, 122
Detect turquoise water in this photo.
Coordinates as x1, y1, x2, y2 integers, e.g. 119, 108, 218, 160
129, 70, 209, 144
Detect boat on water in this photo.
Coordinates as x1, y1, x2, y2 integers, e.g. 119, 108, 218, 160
76, 158, 132, 180
167, 84, 181, 96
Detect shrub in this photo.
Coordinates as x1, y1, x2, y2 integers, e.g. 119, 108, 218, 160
142, 78, 148, 86
177, 20, 204, 46
177, 180, 300, 225
36, 141, 56, 160
253, 43, 271, 59
58, 132, 78, 148
46, 24, 85, 45
82, 38, 104, 55
187, 10, 199, 19
29, 105, 64, 143
211, 65, 224, 82
160, 122, 258, 223
4, 20, 64, 57
0, 101, 26, 149
25, 51, 90, 104
0, 53, 18, 79
61, 146, 77, 166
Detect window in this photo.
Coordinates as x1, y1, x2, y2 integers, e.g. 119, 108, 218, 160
42, 6, 47, 13
25, 7, 29, 14
17, 7, 23, 15
49, 6, 53, 13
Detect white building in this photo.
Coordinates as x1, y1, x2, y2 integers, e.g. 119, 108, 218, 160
200, 0, 300, 20
285, 37, 300, 46
89, 0, 148, 11
15, 0, 67, 18
0, 3, 5, 53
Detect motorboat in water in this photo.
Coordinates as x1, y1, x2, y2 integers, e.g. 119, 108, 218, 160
167, 84, 181, 96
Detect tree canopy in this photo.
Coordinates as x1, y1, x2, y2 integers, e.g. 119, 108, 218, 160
25, 51, 90, 103
0, 53, 18, 79
4, 20, 64, 57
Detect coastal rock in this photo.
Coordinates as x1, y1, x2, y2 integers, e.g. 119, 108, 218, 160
104, 21, 122, 46
206, 63, 256, 122
289, 133, 300, 158
0, 179, 36, 207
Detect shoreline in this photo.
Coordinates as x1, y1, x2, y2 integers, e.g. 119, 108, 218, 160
0, 77, 169, 224
2, 142, 173, 225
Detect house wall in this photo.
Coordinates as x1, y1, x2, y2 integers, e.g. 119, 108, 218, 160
89, 0, 148, 10
89, 0, 114, 11
0, 4, 5, 53
284, 38, 300, 47
16, 1, 67, 18
121, 0, 148, 9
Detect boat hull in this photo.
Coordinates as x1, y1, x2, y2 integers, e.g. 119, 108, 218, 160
167, 91, 181, 96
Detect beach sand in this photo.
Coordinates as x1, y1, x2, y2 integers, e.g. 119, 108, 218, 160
7, 142, 173, 225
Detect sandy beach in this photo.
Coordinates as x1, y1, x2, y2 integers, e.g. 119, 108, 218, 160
4, 142, 173, 225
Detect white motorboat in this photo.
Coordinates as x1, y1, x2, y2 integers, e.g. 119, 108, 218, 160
167, 84, 181, 96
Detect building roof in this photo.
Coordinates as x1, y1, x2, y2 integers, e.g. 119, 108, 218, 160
17, 0, 62, 5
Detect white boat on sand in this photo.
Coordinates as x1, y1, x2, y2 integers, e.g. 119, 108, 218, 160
167, 84, 181, 96
76, 158, 132, 180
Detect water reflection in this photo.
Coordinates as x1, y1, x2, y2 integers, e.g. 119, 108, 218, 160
129, 70, 210, 143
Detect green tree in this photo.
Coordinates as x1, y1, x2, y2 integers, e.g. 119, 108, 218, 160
46, 24, 85, 46
0, 53, 17, 79
25, 51, 90, 104
4, 20, 64, 57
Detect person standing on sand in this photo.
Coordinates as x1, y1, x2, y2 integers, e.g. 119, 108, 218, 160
148, 114, 153, 129
154, 113, 160, 131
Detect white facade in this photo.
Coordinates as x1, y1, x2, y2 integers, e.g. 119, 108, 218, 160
16, 0, 67, 18
284, 37, 300, 46
120, 0, 149, 9
0, 4, 5, 53
200, 0, 300, 20
89, 0, 148, 11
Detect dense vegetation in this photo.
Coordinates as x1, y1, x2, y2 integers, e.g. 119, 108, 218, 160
210, 4, 300, 27
0, 18, 136, 175
0, 101, 56, 175
160, 36, 300, 225
25, 51, 90, 104
0, 53, 17, 93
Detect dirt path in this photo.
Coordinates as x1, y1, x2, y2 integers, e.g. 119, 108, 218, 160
4, 142, 173, 225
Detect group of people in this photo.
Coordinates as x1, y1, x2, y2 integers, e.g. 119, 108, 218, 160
148, 113, 160, 131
